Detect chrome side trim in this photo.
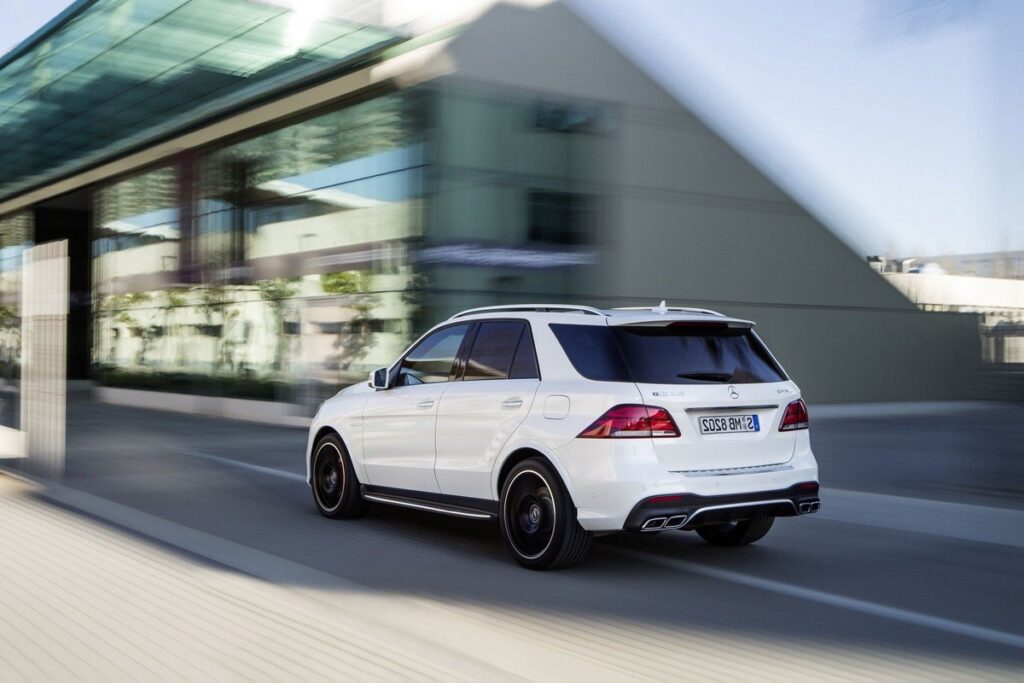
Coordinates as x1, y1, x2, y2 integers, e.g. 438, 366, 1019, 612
685, 499, 796, 527
362, 494, 494, 520
672, 463, 793, 477
684, 404, 778, 413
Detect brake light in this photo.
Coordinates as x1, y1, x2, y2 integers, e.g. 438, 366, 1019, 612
578, 404, 680, 438
779, 399, 809, 431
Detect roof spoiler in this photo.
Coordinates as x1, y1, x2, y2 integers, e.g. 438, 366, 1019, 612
606, 317, 754, 329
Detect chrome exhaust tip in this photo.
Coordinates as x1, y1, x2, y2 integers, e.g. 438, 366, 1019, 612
798, 500, 821, 514
642, 517, 668, 531
664, 514, 688, 529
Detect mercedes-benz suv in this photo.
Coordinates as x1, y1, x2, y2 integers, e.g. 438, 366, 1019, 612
306, 303, 820, 569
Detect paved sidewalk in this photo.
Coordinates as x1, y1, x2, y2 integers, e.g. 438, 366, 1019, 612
0, 475, 514, 681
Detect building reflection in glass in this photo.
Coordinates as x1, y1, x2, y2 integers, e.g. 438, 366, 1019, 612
86, 83, 609, 404
0, 212, 32, 381
92, 93, 424, 402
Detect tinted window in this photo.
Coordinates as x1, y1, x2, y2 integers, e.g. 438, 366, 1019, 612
551, 323, 787, 384
550, 324, 631, 382
614, 326, 786, 385
508, 324, 540, 380
396, 324, 470, 386
464, 322, 525, 381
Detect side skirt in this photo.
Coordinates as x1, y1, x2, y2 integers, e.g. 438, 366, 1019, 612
359, 485, 498, 520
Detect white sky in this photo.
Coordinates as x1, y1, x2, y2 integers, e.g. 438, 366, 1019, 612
574, 0, 1020, 258
1, 0, 76, 56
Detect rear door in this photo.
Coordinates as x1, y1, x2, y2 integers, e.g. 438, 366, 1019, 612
611, 322, 797, 472
434, 320, 541, 499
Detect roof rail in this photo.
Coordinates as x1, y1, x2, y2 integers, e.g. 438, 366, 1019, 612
450, 304, 606, 319
612, 305, 726, 317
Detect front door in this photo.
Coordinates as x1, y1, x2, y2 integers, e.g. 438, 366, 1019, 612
361, 322, 470, 492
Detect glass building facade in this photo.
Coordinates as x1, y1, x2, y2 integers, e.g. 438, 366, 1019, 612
84, 83, 609, 403
91, 91, 426, 402
0, 0, 396, 200
0, 2, 611, 405
0, 80, 611, 404
0, 213, 31, 380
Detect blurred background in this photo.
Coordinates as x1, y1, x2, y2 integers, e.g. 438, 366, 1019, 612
0, 0, 1020, 418
0, 0, 1022, 679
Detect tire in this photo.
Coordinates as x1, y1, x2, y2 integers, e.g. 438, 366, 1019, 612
499, 458, 591, 570
696, 516, 774, 546
311, 433, 368, 519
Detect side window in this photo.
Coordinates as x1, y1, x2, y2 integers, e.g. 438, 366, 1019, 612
549, 323, 631, 382
508, 324, 540, 380
396, 323, 470, 386
464, 321, 525, 381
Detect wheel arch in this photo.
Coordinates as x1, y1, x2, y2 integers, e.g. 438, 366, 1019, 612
493, 444, 578, 505
307, 425, 344, 485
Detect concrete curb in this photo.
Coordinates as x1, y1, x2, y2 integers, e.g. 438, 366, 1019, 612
94, 386, 312, 428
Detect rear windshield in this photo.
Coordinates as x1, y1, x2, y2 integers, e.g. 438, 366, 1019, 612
550, 323, 787, 385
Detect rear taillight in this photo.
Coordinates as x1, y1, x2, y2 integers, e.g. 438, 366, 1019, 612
578, 404, 680, 438
779, 399, 809, 431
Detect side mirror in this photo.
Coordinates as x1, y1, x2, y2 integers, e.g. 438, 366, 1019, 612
370, 367, 390, 390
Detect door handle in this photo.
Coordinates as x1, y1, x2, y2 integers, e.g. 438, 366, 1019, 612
501, 397, 524, 409
417, 399, 435, 409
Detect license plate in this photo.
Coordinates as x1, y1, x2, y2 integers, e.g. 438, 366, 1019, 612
699, 414, 760, 434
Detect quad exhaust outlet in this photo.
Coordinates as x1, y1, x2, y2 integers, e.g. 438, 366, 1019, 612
797, 500, 821, 514
641, 514, 689, 532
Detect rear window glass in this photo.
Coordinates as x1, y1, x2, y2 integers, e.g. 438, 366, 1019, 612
551, 323, 787, 385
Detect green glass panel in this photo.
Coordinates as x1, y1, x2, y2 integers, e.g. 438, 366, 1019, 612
0, 0, 400, 201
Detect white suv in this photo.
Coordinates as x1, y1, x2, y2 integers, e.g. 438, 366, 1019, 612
306, 303, 820, 569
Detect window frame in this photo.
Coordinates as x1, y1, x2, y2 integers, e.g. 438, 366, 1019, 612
391, 321, 473, 387
457, 319, 540, 382
450, 318, 541, 382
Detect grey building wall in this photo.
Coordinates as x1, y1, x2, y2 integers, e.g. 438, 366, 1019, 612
439, 1, 983, 403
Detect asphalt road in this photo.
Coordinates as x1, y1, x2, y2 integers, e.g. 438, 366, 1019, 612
18, 400, 1024, 678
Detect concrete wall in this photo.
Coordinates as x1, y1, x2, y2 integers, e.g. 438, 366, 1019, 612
717, 305, 981, 404
441, 1, 987, 403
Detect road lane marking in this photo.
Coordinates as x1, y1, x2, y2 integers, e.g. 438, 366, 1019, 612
609, 547, 1024, 651
166, 447, 306, 483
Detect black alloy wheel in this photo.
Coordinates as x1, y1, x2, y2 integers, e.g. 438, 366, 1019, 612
311, 434, 367, 519
499, 458, 591, 570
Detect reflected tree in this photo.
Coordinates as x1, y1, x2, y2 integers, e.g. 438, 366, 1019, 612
321, 270, 377, 380
255, 278, 298, 373
160, 290, 188, 369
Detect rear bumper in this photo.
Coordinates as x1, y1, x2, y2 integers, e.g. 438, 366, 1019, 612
623, 483, 821, 532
